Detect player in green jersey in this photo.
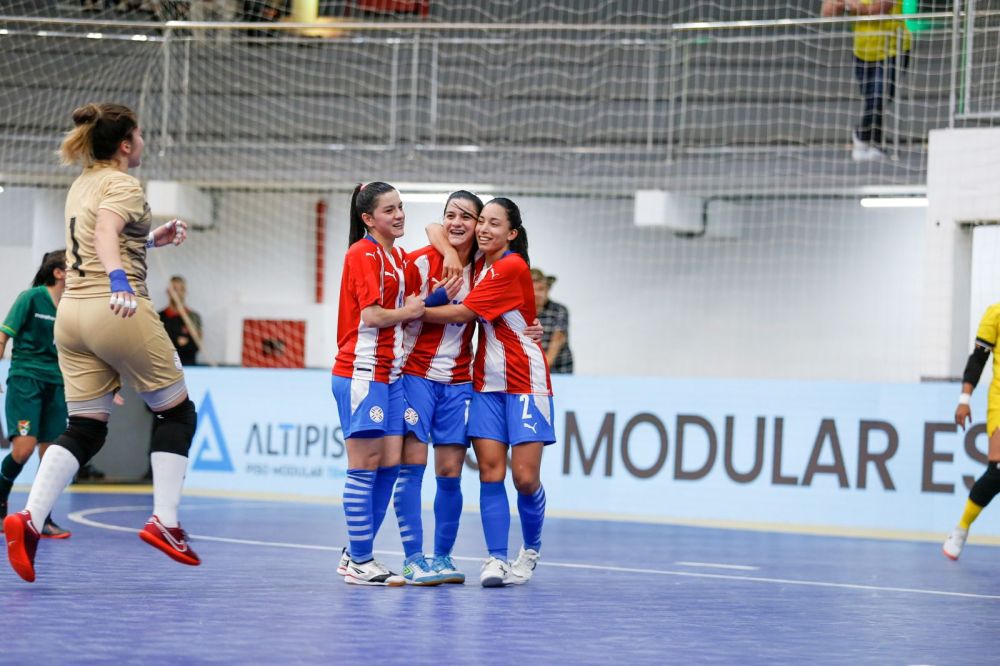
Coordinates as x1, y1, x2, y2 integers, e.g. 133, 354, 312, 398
0, 250, 72, 538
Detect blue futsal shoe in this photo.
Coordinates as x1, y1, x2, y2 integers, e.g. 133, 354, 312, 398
430, 554, 466, 584
401, 554, 444, 586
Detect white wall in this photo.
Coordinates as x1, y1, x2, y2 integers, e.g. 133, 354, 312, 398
920, 128, 1000, 382
0, 189, 37, 316
967, 225, 1000, 390
509, 196, 925, 380
0, 187, 927, 381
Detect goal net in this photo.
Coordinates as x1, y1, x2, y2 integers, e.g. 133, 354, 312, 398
1, 2, 998, 380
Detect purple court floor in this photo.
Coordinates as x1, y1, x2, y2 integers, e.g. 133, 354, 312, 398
2, 489, 999, 665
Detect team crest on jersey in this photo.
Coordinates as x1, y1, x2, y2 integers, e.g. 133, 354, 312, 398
369, 406, 385, 423
17, 420, 30, 436
404, 408, 419, 426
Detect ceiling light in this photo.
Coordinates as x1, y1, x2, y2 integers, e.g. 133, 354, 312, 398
860, 197, 928, 208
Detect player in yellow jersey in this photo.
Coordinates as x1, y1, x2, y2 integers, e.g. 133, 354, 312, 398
821, 0, 911, 161
4, 103, 201, 582
944, 304, 1000, 560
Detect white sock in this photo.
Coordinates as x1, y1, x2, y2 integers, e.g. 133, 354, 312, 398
151, 452, 189, 528
24, 446, 80, 531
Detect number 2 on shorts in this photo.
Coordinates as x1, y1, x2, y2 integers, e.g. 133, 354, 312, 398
519, 394, 531, 420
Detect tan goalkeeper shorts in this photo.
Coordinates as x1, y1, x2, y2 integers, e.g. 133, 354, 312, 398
56, 296, 184, 402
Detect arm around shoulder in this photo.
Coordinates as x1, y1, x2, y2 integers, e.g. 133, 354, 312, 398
360, 295, 425, 329
423, 303, 477, 325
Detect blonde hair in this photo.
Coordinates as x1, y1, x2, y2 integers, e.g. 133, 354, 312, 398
59, 103, 138, 167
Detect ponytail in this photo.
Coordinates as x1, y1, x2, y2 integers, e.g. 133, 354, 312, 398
510, 225, 529, 266
59, 102, 138, 167
32, 249, 66, 287
348, 181, 397, 246
489, 197, 530, 266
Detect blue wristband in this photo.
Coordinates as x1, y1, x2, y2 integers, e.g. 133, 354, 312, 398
108, 269, 134, 294
424, 287, 450, 308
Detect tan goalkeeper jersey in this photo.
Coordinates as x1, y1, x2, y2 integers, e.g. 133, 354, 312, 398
64, 164, 152, 299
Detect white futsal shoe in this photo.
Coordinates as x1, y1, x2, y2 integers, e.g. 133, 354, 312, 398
508, 546, 540, 585
943, 527, 969, 560
337, 547, 350, 576
479, 556, 512, 587
851, 131, 886, 162
344, 558, 405, 586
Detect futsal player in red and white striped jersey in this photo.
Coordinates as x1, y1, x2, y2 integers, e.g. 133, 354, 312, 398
391, 191, 483, 585
331, 181, 424, 586
423, 197, 554, 587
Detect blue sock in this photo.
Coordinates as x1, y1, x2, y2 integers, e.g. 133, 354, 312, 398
480, 481, 510, 559
371, 464, 400, 535
517, 485, 546, 552
433, 476, 463, 556
344, 469, 376, 562
393, 464, 425, 559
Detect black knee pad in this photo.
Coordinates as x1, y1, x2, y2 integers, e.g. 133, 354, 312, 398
969, 461, 1000, 508
55, 417, 109, 467
151, 399, 197, 457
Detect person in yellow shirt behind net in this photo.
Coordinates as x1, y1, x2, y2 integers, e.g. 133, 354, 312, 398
821, 0, 911, 161
945, 304, 1000, 560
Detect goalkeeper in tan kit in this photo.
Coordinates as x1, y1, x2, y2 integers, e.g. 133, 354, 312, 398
4, 102, 201, 582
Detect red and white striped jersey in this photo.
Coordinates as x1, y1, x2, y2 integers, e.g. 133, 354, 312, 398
463, 252, 552, 395
401, 246, 475, 384
333, 235, 408, 383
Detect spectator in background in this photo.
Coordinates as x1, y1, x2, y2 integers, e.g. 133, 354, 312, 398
821, 0, 911, 161
159, 276, 202, 367
531, 268, 573, 374
242, 0, 289, 36
346, 1, 429, 18
191, 0, 237, 22
153, 1, 190, 20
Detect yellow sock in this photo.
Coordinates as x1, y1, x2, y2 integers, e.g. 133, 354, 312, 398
959, 499, 984, 530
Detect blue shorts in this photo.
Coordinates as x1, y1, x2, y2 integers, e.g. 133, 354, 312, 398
467, 392, 556, 446
331, 376, 406, 439
401, 374, 473, 446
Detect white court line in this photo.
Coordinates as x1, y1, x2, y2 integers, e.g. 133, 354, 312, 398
674, 561, 759, 571
68, 505, 1000, 601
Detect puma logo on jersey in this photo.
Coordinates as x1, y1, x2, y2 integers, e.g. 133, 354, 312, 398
523, 422, 538, 433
